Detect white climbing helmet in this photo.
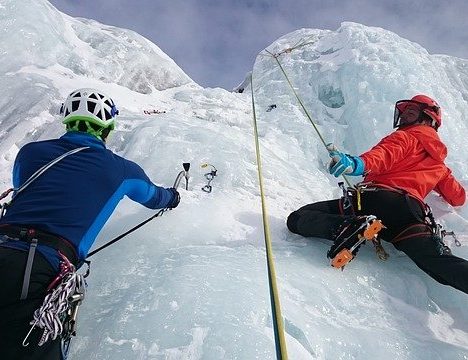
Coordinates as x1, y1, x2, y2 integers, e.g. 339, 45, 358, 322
60, 88, 119, 130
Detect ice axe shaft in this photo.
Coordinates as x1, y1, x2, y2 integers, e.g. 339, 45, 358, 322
174, 162, 191, 190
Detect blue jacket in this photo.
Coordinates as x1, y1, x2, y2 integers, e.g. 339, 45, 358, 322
0, 132, 175, 269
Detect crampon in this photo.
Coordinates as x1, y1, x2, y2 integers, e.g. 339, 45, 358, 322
327, 215, 384, 270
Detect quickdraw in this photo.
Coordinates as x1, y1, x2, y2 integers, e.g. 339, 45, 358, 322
427, 209, 461, 248
338, 182, 354, 215
442, 230, 461, 247
22, 252, 89, 355
201, 163, 217, 193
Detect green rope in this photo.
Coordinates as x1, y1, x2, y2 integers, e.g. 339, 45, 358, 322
250, 73, 289, 360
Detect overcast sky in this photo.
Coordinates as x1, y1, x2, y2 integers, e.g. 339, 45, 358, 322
49, 0, 468, 90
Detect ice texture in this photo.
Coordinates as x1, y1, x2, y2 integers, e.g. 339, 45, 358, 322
1, 2, 467, 359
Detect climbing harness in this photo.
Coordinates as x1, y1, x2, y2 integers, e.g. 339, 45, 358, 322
250, 74, 288, 359
201, 163, 217, 193
356, 182, 460, 250
350, 182, 461, 258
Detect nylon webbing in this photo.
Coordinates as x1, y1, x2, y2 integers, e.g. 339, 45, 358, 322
20, 238, 38, 300
250, 74, 288, 360
13, 146, 89, 200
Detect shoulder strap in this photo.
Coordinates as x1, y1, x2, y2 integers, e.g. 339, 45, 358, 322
12, 146, 89, 199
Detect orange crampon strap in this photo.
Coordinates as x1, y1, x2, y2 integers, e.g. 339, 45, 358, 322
363, 219, 384, 240
330, 248, 354, 269
330, 218, 385, 270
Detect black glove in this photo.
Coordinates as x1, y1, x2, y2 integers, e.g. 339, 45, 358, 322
168, 188, 180, 209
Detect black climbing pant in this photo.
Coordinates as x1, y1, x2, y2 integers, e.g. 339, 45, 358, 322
287, 189, 468, 294
0, 246, 62, 360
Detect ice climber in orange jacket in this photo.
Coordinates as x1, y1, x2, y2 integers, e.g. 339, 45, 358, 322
287, 94, 468, 294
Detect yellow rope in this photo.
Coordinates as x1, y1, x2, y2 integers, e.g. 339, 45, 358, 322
264, 49, 352, 188
261, 42, 390, 264
250, 73, 288, 360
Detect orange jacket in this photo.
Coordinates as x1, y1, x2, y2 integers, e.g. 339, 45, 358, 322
360, 124, 466, 206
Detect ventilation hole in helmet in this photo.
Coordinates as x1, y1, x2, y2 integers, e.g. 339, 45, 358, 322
98, 93, 105, 99
87, 101, 97, 113
89, 93, 98, 100
101, 127, 111, 140
66, 120, 77, 131
78, 121, 88, 132
89, 122, 102, 131
104, 100, 112, 107
104, 109, 112, 120
73, 92, 81, 98
71, 100, 80, 112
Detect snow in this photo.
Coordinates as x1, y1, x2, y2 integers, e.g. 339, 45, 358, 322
1, 1, 468, 359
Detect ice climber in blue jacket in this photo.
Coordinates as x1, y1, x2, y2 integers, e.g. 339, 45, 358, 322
0, 88, 180, 360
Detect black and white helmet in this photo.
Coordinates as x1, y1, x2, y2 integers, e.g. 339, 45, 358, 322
61, 88, 119, 129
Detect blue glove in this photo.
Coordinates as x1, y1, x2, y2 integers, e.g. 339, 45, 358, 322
326, 143, 365, 178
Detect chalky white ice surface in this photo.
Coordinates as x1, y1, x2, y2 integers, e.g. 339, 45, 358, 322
1, 1, 467, 359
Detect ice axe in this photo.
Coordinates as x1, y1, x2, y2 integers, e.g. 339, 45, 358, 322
174, 163, 191, 190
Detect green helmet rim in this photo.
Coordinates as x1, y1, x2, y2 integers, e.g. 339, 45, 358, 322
63, 115, 115, 130
64, 116, 115, 140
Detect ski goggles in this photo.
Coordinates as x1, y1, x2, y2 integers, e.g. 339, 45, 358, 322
393, 100, 440, 128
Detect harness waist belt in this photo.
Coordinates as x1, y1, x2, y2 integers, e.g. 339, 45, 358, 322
0, 224, 79, 266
